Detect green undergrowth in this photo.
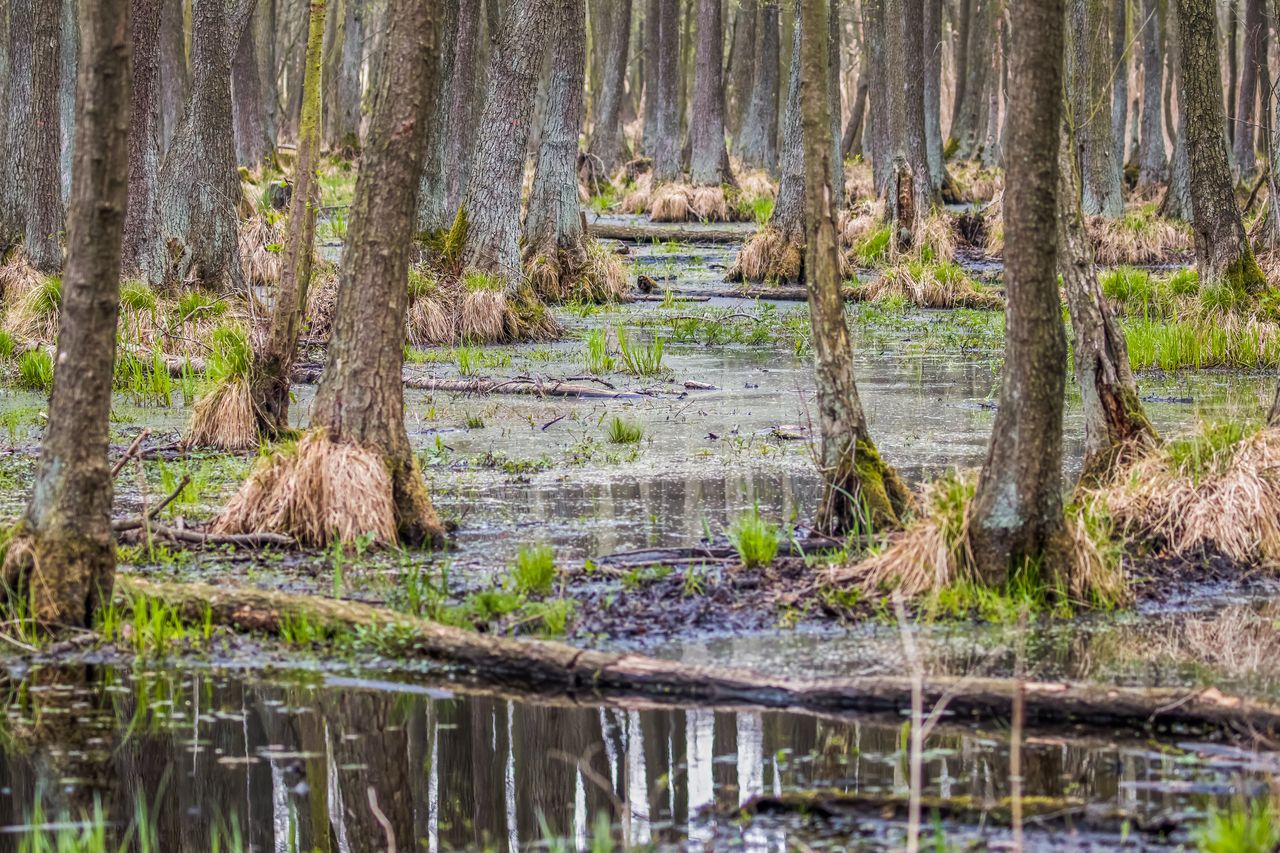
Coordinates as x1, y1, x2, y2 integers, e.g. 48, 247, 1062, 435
1193, 798, 1280, 853
728, 504, 780, 569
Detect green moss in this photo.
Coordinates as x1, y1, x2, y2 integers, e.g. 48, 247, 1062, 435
1224, 251, 1267, 296
852, 438, 912, 529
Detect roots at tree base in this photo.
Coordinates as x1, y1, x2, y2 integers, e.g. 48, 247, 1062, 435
818, 438, 915, 535
214, 429, 444, 548
2, 526, 114, 628
726, 226, 805, 284
524, 238, 632, 305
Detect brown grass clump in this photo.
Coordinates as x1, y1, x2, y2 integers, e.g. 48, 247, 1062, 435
1087, 212, 1190, 266
527, 240, 632, 304
406, 288, 453, 347
689, 185, 730, 222
725, 227, 804, 284
215, 429, 398, 547
1097, 425, 1280, 565
838, 203, 883, 249
649, 183, 692, 222
948, 162, 1004, 203
186, 377, 258, 451
305, 263, 340, 340
0, 254, 40, 304
737, 169, 777, 203
459, 288, 510, 343
854, 262, 1003, 309
918, 214, 958, 262
844, 159, 876, 203
3, 273, 61, 342
239, 215, 283, 287
621, 173, 652, 214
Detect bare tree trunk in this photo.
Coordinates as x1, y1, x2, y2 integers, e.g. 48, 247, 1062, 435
948, 0, 992, 159
1232, 0, 1262, 177
1137, 0, 1166, 187
922, 0, 943, 189
968, 0, 1070, 584
415, 0, 457, 232
145, 0, 255, 292
231, 18, 272, 166
840, 67, 869, 160
801, 0, 910, 534
864, 0, 890, 185
726, 0, 756, 138
1070, 0, 1124, 216
3, 0, 130, 628
459, 0, 554, 291
883, 0, 934, 242
0, 0, 33, 251
1176, 0, 1265, 289
736, 0, 780, 171
1226, 0, 1237, 145
1059, 128, 1158, 485
444, 0, 484, 217
121, 0, 161, 276
27, 0, 64, 272
57, 0, 76, 204
157, 0, 188, 149
1158, 0, 1192, 219
250, 0, 324, 435
948, 0, 971, 135
309, 0, 444, 547
980, 5, 1004, 168
586, 0, 632, 174
826, 0, 842, 209
321, 0, 361, 151
1109, 0, 1128, 169
649, 0, 680, 180
688, 0, 731, 185
253, 0, 277, 147
640, 0, 659, 154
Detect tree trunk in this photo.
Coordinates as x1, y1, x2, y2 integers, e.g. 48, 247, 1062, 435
948, 0, 992, 159
1059, 128, 1158, 486
1158, 0, 1192, 219
3, 0, 130, 629
26, 0, 64, 272
57, 0, 76, 205
157, 0, 188, 149
948, 0, 971, 136
0, 0, 33, 251
649, 0, 680, 181
735, 0, 780, 171
1176, 0, 1265, 290
840, 67, 869, 160
309, 0, 444, 547
415, 0, 457, 233
883, 0, 934, 241
459, 0, 560, 315
967, 0, 1070, 584
250, 0, 324, 436
826, 0, 842, 210
1136, 0, 1166, 187
640, 0, 659, 154
252, 0, 277, 148
922, 0, 943, 189
774, 5, 803, 243
980, 4, 1004, 168
586, 0, 632, 174
1070, 0, 1124, 216
231, 16, 272, 167
1232, 0, 1262, 177
444, 0, 484, 218
1109, 0, 1128, 169
121, 0, 161, 276
1226, 0, 1237, 145
321, 0, 361, 151
864, 0, 890, 185
145, 0, 255, 292
801, 0, 911, 534
725, 0, 756, 138
688, 0, 731, 185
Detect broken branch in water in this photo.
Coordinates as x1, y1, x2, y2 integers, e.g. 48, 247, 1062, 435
111, 474, 191, 532
110, 429, 152, 478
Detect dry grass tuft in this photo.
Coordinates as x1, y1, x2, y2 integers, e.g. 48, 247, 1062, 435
918, 214, 958, 262
844, 160, 876, 203
689, 185, 730, 222
949, 162, 1004, 203
186, 377, 258, 451
1097, 425, 1280, 565
854, 261, 1003, 309
459, 288, 510, 343
215, 430, 398, 547
406, 288, 454, 347
3, 274, 61, 342
737, 169, 777, 202
305, 263, 340, 340
239, 215, 284, 287
621, 173, 652, 214
838, 203, 884, 249
649, 183, 692, 222
1087, 211, 1190, 266
0, 255, 41, 304
725, 227, 804, 284
528, 240, 632, 304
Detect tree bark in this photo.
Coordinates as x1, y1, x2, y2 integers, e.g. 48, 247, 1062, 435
1158, 0, 1192, 219
442, 0, 484, 219
414, 0, 457, 232
688, 0, 731, 185
948, 0, 971, 137
1058, 127, 1158, 486
586, 0, 632, 174
948, 0, 992, 159
331, 0, 362, 150
459, 0, 553, 291
1069, 0, 1124, 216
649, 0, 680, 181
640, 0, 659, 154
121, 0, 161, 276
309, 0, 444, 547
3, 0, 130, 629
157, 0, 188, 149
26, 0, 64, 272
1232, 0, 1262, 178
0, 0, 33, 251
774, 4, 804, 243
840, 66, 869, 160
57, 0, 77, 204
1176, 0, 1265, 290
145, 0, 255, 292
735, 0, 780, 171
231, 12, 272, 166
979, 3, 1004, 168
883, 0, 934, 241
1136, 0, 1166, 187
1109, 0, 1128, 169
801, 0, 911, 534
725, 0, 756, 138
922, 0, 943, 189
249, 0, 324, 436
863, 0, 890, 185
967, 0, 1070, 584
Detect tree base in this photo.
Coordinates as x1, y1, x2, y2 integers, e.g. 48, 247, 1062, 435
725, 227, 804, 284
186, 376, 258, 451
215, 429, 445, 548
525, 239, 632, 304
816, 437, 916, 537
1086, 214, 1190, 266
0, 254, 41, 305
2, 526, 114, 629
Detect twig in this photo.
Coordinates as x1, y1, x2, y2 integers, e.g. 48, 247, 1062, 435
111, 429, 151, 478
133, 524, 293, 548
111, 475, 191, 532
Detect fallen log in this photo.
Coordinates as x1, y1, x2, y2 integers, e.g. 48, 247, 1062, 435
118, 525, 292, 548
401, 375, 655, 400
588, 221, 753, 244
112, 576, 1280, 737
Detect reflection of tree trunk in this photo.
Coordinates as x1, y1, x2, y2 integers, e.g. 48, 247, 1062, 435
330, 691, 414, 850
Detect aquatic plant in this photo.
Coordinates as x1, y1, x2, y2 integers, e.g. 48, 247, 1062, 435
605, 415, 643, 444
728, 504, 780, 569
16, 349, 53, 393
510, 542, 557, 595
583, 328, 615, 374
616, 326, 665, 376
1192, 799, 1280, 853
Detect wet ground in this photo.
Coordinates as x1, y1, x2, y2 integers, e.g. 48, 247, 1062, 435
2, 220, 1279, 848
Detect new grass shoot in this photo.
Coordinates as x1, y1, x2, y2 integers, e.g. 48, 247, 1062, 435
728, 504, 780, 569
510, 542, 557, 595
583, 328, 614, 374
605, 415, 643, 444
16, 349, 53, 393
616, 325, 666, 376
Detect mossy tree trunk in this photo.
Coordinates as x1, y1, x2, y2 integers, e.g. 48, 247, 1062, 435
688, 0, 731, 186
1136, 0, 1167, 188
26, 0, 64, 273
648, 0, 681, 181
800, 0, 911, 534
249, 0, 325, 436
121, 0, 161, 277
1232, 0, 1262, 178
146, 0, 257, 292
459, 0, 553, 290
736, 0, 780, 172
309, 0, 444, 548
0, 0, 33, 253
1059, 128, 1159, 486
967, 0, 1071, 585
3, 0, 130, 629
1069, 0, 1124, 217
1176, 0, 1266, 290
586, 0, 632, 175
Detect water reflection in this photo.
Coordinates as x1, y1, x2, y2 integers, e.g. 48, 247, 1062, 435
0, 666, 1270, 849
